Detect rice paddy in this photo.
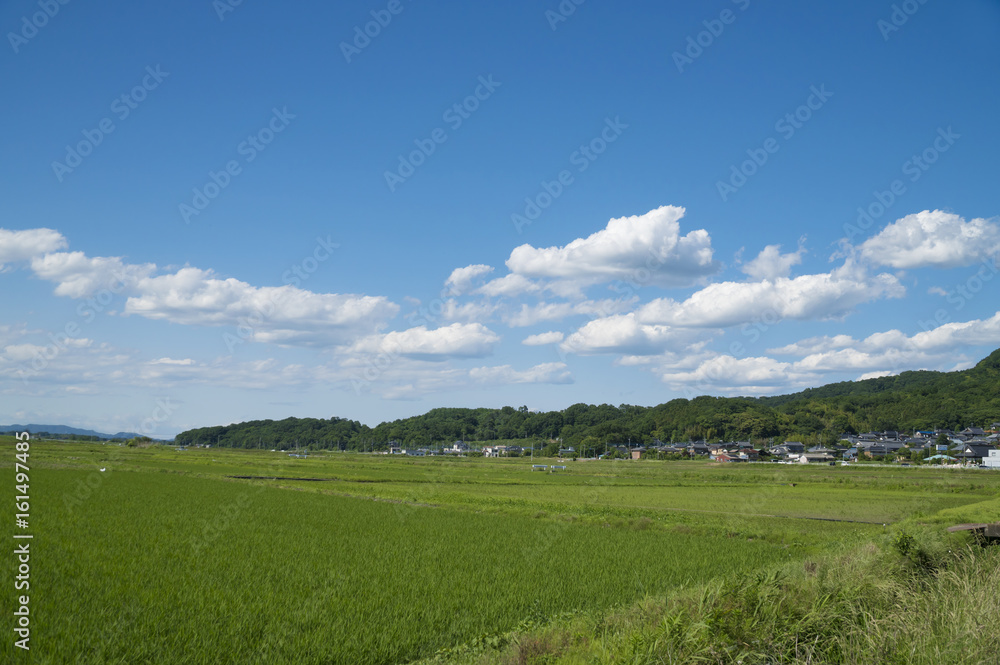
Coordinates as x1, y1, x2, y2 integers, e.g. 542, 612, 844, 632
3, 441, 999, 664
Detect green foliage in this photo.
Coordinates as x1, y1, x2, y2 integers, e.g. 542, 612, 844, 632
175, 348, 1000, 451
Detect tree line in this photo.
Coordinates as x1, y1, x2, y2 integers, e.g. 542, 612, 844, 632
174, 348, 1000, 451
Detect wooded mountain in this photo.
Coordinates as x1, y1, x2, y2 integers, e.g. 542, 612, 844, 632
174, 348, 1000, 451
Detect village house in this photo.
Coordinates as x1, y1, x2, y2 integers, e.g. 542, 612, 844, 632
796, 452, 835, 464
959, 443, 993, 466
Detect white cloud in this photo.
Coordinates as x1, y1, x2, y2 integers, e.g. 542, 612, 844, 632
439, 299, 499, 323
639, 260, 904, 328
774, 312, 1000, 364
30, 252, 153, 298
858, 370, 895, 380
909, 312, 1000, 350
651, 309, 1000, 395
476, 273, 542, 298
445, 264, 494, 295
149, 357, 195, 366
2, 337, 94, 364
769, 334, 857, 356
561, 313, 709, 356
346, 322, 500, 360
345, 356, 573, 399
13, 237, 400, 349
469, 362, 572, 385
125, 267, 398, 346
503, 298, 637, 327
741, 241, 806, 281
793, 346, 930, 373
505, 206, 719, 291
658, 354, 819, 395
522, 331, 564, 346
858, 210, 1000, 269
0, 228, 67, 269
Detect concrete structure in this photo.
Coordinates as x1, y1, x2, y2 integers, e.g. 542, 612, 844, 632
984, 449, 1000, 469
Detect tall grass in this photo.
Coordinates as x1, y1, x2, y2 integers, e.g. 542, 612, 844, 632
426, 533, 1000, 664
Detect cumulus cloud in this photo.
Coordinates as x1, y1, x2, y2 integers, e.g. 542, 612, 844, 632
504, 206, 719, 291
769, 334, 858, 356
503, 298, 636, 327
445, 264, 494, 295
469, 362, 572, 385
31, 252, 154, 298
346, 322, 500, 360
741, 241, 806, 281
858, 210, 1000, 269
638, 260, 904, 328
439, 299, 499, 323
345, 357, 573, 400
125, 267, 398, 346
522, 331, 564, 346
0, 228, 67, 269
3, 340, 92, 363
773, 312, 1000, 363
476, 274, 542, 298
909, 311, 1000, 350
561, 313, 709, 356
658, 354, 819, 395
149, 357, 195, 366
22, 242, 399, 347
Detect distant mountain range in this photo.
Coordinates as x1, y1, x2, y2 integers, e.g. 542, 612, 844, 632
0, 424, 144, 440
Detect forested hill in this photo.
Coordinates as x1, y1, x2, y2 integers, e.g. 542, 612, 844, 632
174, 348, 1000, 450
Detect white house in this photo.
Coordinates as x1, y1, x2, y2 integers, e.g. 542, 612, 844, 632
796, 452, 835, 464
984, 449, 1000, 469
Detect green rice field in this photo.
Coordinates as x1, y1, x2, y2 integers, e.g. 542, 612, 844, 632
4, 440, 999, 664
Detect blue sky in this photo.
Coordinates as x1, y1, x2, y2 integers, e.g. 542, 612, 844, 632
2, 0, 1000, 438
